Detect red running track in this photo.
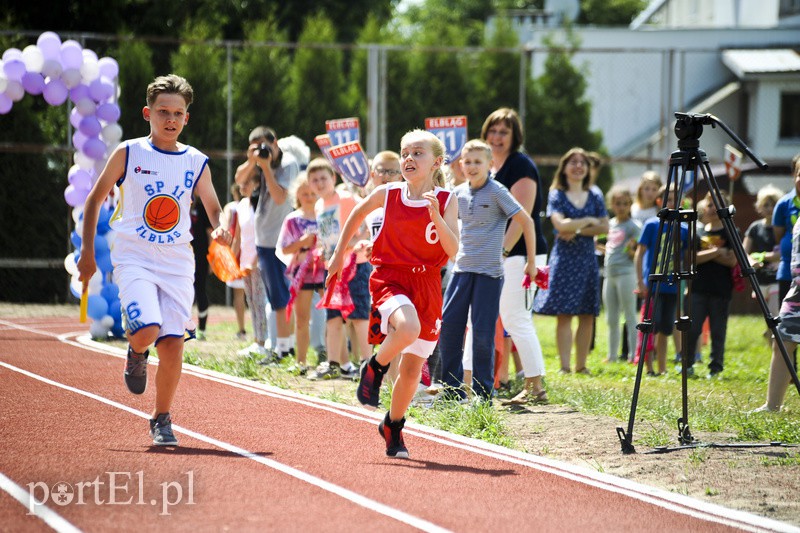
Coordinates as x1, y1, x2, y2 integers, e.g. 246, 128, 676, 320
0, 316, 794, 532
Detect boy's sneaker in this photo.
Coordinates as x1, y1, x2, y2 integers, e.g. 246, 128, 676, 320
340, 362, 359, 380
308, 361, 341, 380
357, 355, 388, 408
378, 412, 409, 459
149, 413, 178, 446
124, 347, 149, 395
238, 343, 267, 357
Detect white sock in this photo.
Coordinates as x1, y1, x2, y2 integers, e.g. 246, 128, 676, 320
277, 337, 292, 353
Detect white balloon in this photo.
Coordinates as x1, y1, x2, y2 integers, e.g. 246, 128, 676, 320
21, 45, 44, 73
1, 48, 21, 62
64, 252, 78, 276
100, 314, 115, 328
5, 80, 24, 102
72, 205, 84, 224
104, 230, 116, 249
75, 97, 96, 116
0, 72, 7, 94
89, 270, 103, 293
80, 59, 99, 83
70, 274, 83, 298
60, 67, 82, 89
81, 49, 98, 63
101, 123, 123, 143
41, 58, 63, 79
75, 220, 83, 236
75, 150, 94, 170
89, 320, 109, 339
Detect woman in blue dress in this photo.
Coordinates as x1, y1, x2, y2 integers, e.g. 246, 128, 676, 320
534, 148, 608, 374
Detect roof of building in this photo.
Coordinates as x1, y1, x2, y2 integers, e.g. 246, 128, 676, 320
722, 49, 800, 78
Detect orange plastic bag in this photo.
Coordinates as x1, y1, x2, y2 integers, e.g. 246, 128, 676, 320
207, 240, 244, 282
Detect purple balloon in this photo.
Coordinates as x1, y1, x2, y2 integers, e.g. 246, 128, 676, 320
69, 168, 92, 190
37, 32, 62, 61
43, 78, 68, 106
97, 57, 119, 80
0, 94, 12, 114
88, 77, 114, 102
79, 115, 102, 137
3, 59, 26, 81
72, 130, 88, 151
69, 83, 90, 105
96, 102, 121, 123
64, 184, 89, 207
60, 40, 83, 70
82, 137, 107, 160
21, 72, 45, 95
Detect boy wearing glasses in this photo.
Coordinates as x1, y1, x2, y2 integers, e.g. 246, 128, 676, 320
365, 151, 403, 240
438, 140, 537, 400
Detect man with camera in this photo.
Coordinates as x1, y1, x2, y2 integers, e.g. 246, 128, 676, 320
235, 126, 300, 361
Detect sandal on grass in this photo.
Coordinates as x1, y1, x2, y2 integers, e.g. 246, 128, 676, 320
501, 389, 548, 406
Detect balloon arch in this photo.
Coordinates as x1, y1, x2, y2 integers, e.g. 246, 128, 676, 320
1, 31, 124, 338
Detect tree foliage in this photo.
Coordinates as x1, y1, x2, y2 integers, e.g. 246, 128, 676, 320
0, 0, 618, 301
578, 0, 648, 26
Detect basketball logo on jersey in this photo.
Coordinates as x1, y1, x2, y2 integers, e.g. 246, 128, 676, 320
144, 194, 180, 233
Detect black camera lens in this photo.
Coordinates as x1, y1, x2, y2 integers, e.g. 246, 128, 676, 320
256, 142, 272, 159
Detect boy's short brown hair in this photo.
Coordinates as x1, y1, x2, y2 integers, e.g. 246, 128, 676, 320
146, 74, 193, 107
306, 157, 336, 177
461, 139, 492, 160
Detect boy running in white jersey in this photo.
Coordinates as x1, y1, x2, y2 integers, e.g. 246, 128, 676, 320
78, 74, 231, 446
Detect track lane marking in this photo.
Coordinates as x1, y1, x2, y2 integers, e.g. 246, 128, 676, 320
0, 472, 81, 533
1, 318, 798, 533
0, 361, 449, 533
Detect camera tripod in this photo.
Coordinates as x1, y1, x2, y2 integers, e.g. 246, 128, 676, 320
616, 112, 800, 454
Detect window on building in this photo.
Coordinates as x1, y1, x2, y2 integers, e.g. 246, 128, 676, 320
780, 93, 800, 140
779, 0, 800, 17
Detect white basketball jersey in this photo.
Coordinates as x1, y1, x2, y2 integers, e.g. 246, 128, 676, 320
110, 137, 208, 246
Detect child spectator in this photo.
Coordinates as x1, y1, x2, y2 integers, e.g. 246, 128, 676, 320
744, 184, 783, 318
308, 157, 371, 380
602, 186, 641, 363
277, 172, 325, 375
634, 184, 689, 375
683, 191, 738, 378
222, 183, 247, 341
438, 140, 538, 401
327, 130, 459, 458
755, 189, 800, 412
631, 170, 662, 224
234, 173, 270, 358
77, 74, 231, 446
771, 154, 800, 304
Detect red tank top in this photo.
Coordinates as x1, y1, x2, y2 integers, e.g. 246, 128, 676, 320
370, 182, 453, 270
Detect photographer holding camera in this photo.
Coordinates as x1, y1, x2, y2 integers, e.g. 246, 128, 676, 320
235, 126, 300, 361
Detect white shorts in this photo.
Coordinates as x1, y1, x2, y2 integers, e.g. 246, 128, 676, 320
112, 236, 195, 342
375, 295, 437, 359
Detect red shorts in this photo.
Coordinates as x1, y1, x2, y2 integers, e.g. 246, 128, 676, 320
368, 265, 443, 346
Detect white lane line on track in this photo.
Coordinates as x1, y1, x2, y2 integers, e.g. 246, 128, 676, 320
0, 361, 450, 533
0, 472, 82, 533
2, 318, 798, 533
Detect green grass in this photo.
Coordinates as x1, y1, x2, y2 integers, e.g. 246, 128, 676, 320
172, 310, 799, 451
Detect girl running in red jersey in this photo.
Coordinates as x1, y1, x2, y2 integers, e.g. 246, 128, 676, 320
325, 130, 459, 458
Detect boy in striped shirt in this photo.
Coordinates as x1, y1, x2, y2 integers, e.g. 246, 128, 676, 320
438, 140, 537, 400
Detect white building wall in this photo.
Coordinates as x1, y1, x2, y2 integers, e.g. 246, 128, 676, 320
525, 28, 799, 161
